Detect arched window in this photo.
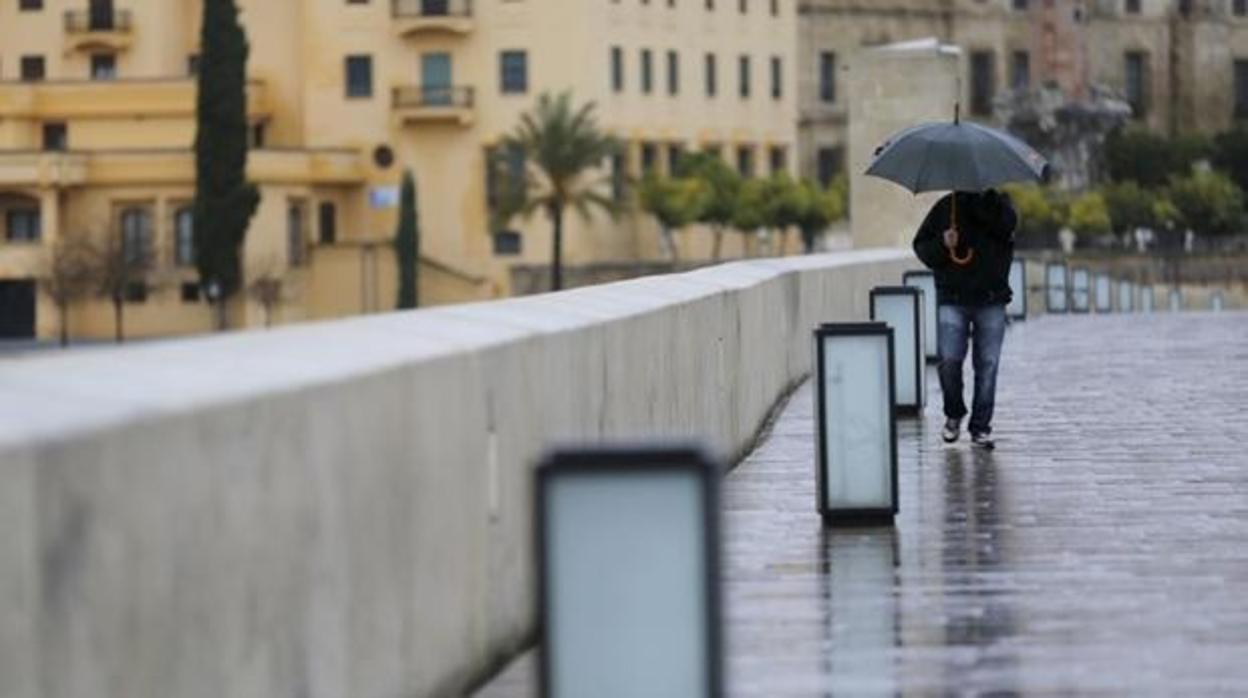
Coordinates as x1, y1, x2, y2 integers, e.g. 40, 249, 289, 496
174, 207, 195, 267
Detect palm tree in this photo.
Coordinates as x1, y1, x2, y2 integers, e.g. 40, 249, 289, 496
499, 92, 622, 292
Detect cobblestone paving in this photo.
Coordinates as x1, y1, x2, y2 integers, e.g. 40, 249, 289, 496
479, 312, 1248, 696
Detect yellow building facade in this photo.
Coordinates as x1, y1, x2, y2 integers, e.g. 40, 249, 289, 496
0, 0, 796, 340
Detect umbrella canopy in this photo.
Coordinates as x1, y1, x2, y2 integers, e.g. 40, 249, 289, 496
866, 120, 1048, 193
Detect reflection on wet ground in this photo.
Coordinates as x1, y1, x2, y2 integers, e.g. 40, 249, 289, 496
479, 313, 1248, 696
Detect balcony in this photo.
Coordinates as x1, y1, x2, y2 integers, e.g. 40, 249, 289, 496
63, 8, 134, 53
0, 78, 272, 123
392, 0, 474, 36
0, 151, 88, 189
392, 86, 475, 126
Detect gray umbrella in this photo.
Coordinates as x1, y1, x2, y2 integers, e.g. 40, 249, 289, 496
865, 110, 1048, 265
866, 118, 1048, 192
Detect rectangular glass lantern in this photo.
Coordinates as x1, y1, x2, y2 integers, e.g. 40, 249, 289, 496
1070, 267, 1091, 313
1007, 259, 1027, 320
1169, 288, 1183, 312
1045, 262, 1068, 313
902, 270, 938, 362
813, 323, 899, 523
1094, 273, 1113, 313
869, 286, 926, 415
1118, 280, 1134, 313
1212, 291, 1225, 312
536, 447, 722, 698
1141, 285, 1155, 313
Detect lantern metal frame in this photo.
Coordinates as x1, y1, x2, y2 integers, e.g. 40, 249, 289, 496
1007, 259, 1027, 321
902, 269, 939, 363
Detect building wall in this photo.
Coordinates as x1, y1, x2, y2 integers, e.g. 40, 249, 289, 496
0, 0, 797, 342
798, 0, 1248, 182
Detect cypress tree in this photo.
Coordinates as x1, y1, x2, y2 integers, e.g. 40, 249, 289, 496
193, 0, 259, 329
395, 169, 420, 309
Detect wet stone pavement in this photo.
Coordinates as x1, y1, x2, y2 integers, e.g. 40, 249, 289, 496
478, 312, 1248, 696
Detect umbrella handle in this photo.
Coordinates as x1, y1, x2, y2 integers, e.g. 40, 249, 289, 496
950, 247, 975, 266
947, 192, 974, 265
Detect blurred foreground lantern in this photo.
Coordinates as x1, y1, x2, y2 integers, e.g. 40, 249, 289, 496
1169, 288, 1183, 312
536, 447, 722, 698
1045, 262, 1068, 313
813, 323, 899, 524
870, 286, 926, 415
1118, 280, 1134, 313
1007, 259, 1027, 320
1070, 267, 1091, 313
902, 270, 938, 362
1094, 273, 1113, 313
1141, 285, 1155, 313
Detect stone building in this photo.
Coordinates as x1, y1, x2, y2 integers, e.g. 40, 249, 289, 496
0, 0, 796, 341
799, 0, 1248, 185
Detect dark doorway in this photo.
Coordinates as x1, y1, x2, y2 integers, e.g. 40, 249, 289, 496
0, 280, 36, 339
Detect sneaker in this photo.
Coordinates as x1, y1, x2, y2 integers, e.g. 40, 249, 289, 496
942, 418, 961, 444
971, 432, 995, 450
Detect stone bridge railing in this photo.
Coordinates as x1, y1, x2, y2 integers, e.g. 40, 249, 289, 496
0, 249, 916, 697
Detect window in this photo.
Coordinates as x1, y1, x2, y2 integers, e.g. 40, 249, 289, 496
1125, 0, 1140, 13
611, 152, 627, 202
739, 55, 751, 98
1012, 0, 1027, 9
120, 208, 153, 265
1236, 60, 1248, 119
736, 145, 754, 178
318, 202, 337, 245
287, 202, 306, 267
770, 56, 782, 99
42, 123, 67, 151
769, 146, 787, 175
667, 144, 684, 175
641, 49, 653, 94
250, 123, 266, 149
1125, 50, 1149, 118
493, 230, 522, 255
500, 50, 528, 94
1235, 0, 1247, 16
124, 282, 147, 303
19, 0, 42, 10
174, 207, 195, 266
970, 50, 995, 116
20, 55, 45, 81
187, 54, 200, 76
667, 50, 679, 95
486, 144, 526, 212
611, 46, 624, 92
345, 55, 373, 98
706, 0, 714, 7
347, 0, 369, 4
641, 142, 658, 175
90, 53, 116, 80
770, 0, 778, 15
819, 52, 836, 103
5, 209, 41, 242
739, 0, 746, 12
180, 282, 201, 303
705, 53, 717, 97
702, 143, 722, 160
1011, 50, 1030, 89
816, 146, 843, 187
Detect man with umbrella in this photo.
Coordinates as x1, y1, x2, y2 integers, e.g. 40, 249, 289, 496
867, 108, 1046, 449
913, 189, 1017, 449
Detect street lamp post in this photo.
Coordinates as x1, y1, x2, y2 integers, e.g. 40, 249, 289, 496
536, 446, 723, 698
813, 323, 899, 524
869, 286, 926, 415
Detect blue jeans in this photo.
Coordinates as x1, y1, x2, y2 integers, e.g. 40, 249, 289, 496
937, 303, 1007, 435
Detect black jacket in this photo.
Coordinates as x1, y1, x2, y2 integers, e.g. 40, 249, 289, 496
912, 190, 1018, 306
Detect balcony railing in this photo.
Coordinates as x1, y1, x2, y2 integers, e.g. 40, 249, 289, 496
64, 8, 133, 33
392, 0, 473, 19
393, 85, 474, 110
